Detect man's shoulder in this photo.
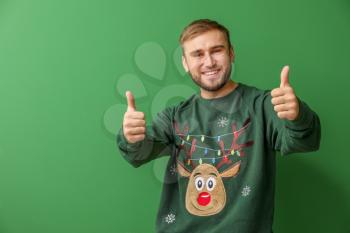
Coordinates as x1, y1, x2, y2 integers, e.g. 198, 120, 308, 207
159, 94, 197, 116
235, 82, 271, 105
239, 82, 268, 96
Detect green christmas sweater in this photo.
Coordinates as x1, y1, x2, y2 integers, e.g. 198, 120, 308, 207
117, 83, 321, 233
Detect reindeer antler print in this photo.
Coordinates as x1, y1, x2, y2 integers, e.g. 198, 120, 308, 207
230, 117, 254, 157
175, 117, 254, 216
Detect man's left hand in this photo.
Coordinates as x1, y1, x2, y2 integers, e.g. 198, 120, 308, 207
271, 65, 300, 121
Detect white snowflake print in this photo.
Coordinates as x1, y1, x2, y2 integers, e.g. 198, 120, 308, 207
217, 116, 229, 128
169, 164, 177, 175
241, 185, 251, 197
164, 213, 176, 224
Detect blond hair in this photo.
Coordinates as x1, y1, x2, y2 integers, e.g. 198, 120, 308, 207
179, 19, 232, 49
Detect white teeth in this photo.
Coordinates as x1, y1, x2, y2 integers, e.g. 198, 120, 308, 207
203, 70, 219, 75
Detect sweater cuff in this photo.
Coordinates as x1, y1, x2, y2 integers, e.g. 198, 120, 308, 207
117, 126, 143, 152
284, 98, 314, 131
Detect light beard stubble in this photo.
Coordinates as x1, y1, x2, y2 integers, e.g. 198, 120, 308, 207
189, 65, 232, 92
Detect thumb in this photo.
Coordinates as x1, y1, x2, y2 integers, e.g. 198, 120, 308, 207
125, 91, 136, 112
280, 65, 290, 88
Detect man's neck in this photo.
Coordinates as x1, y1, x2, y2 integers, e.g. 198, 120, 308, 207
200, 80, 238, 99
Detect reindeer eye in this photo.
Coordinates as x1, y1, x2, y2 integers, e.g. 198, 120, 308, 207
195, 177, 204, 191
206, 177, 216, 191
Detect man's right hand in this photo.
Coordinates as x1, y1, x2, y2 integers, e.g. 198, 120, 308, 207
122, 91, 146, 144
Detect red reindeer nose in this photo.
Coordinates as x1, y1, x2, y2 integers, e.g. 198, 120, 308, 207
197, 192, 211, 206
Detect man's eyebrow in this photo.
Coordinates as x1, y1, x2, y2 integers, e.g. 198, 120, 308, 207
189, 49, 202, 56
209, 172, 217, 177
210, 45, 225, 50
189, 45, 226, 55
194, 172, 201, 177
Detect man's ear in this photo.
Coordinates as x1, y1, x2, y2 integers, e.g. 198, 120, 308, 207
229, 47, 234, 63
182, 55, 189, 73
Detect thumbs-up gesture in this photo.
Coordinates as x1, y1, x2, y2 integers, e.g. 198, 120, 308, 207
271, 66, 300, 121
122, 91, 146, 143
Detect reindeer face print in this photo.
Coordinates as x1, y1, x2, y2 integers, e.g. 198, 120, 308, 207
174, 117, 253, 216
178, 162, 241, 216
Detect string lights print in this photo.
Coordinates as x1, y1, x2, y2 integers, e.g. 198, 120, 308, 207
174, 117, 254, 170
175, 117, 254, 216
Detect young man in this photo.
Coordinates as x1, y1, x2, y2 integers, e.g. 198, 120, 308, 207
117, 19, 321, 233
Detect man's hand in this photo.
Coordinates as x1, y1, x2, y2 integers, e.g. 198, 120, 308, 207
271, 66, 300, 121
122, 91, 146, 143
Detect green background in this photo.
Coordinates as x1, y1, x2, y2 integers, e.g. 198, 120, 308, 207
0, 0, 349, 232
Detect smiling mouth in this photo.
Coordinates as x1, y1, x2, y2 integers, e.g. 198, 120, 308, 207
202, 69, 220, 78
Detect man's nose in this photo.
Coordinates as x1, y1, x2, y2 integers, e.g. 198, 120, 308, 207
203, 54, 216, 67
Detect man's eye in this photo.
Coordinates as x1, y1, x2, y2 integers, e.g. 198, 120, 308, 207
212, 49, 222, 54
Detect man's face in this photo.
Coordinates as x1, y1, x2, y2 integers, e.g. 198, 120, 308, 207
182, 30, 234, 92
